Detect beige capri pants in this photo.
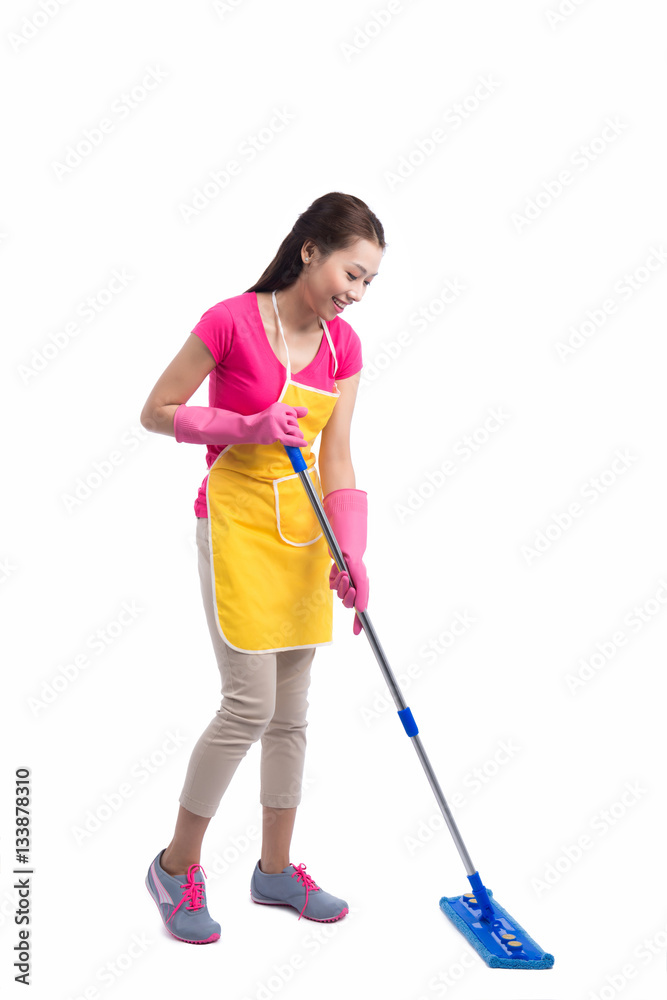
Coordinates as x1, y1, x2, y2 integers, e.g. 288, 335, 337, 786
178, 516, 316, 818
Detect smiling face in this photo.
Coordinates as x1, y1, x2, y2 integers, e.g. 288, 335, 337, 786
303, 238, 384, 320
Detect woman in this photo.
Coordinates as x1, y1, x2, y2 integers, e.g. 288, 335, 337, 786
140, 192, 385, 944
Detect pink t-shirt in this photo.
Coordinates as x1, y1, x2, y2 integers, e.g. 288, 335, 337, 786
189, 291, 363, 518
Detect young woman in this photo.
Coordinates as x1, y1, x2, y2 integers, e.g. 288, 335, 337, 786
140, 192, 385, 944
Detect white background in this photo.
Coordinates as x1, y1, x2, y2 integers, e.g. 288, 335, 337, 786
2, 0, 666, 998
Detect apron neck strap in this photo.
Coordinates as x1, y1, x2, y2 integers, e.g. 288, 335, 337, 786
272, 289, 334, 383
272, 290, 292, 382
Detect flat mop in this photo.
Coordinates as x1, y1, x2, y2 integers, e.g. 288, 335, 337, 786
283, 444, 554, 970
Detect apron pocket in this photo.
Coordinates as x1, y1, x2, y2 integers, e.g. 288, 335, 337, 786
274, 469, 323, 546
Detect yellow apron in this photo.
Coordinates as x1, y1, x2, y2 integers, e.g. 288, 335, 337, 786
205, 291, 341, 653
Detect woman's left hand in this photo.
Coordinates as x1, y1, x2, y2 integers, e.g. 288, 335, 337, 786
329, 558, 369, 635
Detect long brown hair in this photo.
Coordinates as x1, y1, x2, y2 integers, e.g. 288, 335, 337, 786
244, 191, 386, 294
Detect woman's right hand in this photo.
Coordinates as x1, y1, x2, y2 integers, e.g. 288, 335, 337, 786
247, 402, 309, 448
171, 401, 309, 448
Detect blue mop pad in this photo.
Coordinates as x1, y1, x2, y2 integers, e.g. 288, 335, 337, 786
439, 886, 554, 969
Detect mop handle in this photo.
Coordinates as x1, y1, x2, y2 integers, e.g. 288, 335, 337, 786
283, 444, 481, 882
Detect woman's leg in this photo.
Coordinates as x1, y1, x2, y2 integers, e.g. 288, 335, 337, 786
161, 806, 212, 877
163, 517, 277, 868
259, 645, 315, 872
176, 640, 275, 819
259, 806, 297, 874
249, 645, 347, 922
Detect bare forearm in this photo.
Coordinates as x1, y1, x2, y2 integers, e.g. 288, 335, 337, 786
319, 456, 356, 497
140, 403, 181, 437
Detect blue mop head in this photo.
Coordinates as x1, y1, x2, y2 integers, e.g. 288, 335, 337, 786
439, 887, 554, 969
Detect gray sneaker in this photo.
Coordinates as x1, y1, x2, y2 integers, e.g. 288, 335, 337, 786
145, 849, 221, 944
250, 860, 348, 922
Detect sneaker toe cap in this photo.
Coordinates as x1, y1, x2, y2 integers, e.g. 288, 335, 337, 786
305, 890, 348, 920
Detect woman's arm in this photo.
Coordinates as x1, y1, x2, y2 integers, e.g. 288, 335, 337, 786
319, 370, 369, 633
318, 371, 360, 496
140, 333, 216, 436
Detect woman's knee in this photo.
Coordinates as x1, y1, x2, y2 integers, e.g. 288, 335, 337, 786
263, 715, 308, 740
215, 696, 275, 742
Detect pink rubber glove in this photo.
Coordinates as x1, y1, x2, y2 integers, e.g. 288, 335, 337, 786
173, 402, 308, 448
322, 489, 369, 636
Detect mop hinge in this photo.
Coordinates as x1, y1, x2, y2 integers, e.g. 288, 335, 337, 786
397, 706, 419, 737
467, 871, 495, 921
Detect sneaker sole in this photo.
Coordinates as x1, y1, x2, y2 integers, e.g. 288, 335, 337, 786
145, 876, 220, 944
250, 891, 348, 923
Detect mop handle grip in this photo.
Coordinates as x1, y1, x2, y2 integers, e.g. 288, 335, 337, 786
284, 444, 308, 472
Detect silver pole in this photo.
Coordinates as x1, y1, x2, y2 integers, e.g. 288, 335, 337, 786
297, 468, 477, 878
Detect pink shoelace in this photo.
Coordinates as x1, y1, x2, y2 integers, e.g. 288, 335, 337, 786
290, 863, 321, 920
166, 863, 207, 923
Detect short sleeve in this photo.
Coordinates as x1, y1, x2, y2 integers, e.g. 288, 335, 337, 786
190, 301, 234, 367
334, 320, 363, 380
